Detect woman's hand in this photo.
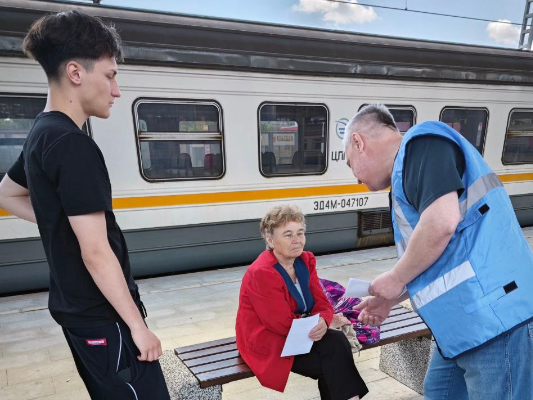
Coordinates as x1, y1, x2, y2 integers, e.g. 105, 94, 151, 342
309, 317, 328, 341
330, 313, 351, 329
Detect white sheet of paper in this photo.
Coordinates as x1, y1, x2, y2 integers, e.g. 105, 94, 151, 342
281, 314, 320, 357
344, 278, 371, 298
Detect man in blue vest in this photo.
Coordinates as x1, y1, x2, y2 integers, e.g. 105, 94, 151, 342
345, 104, 533, 400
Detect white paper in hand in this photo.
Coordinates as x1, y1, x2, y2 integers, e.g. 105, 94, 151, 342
281, 314, 320, 357
345, 278, 371, 298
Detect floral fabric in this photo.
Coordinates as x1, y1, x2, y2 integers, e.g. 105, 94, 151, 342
319, 278, 381, 345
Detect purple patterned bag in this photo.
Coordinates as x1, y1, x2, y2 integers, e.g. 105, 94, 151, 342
319, 278, 380, 345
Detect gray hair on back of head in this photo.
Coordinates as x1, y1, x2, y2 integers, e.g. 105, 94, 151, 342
343, 103, 398, 148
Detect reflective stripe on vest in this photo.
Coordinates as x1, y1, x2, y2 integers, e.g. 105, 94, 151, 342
458, 172, 503, 216
395, 239, 407, 258
393, 171, 503, 259
411, 260, 476, 309
392, 195, 413, 257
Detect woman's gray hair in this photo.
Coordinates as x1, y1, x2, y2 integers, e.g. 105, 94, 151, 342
343, 104, 398, 148
260, 204, 306, 250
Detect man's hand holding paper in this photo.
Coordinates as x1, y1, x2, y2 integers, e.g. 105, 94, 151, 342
368, 269, 406, 300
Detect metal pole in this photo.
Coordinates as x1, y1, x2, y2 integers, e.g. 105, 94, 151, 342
519, 0, 533, 50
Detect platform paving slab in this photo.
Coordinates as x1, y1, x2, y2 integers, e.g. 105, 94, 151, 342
0, 378, 55, 400
0, 370, 6, 389
35, 388, 90, 400
50, 371, 86, 395
7, 359, 76, 387
46, 344, 73, 363
0, 350, 50, 372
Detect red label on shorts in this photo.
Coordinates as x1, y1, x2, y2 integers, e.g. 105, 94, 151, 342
86, 338, 107, 346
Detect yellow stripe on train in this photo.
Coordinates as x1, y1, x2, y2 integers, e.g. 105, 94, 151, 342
111, 184, 370, 210
1, 173, 532, 217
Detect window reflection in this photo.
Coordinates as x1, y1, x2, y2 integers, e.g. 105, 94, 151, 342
259, 104, 328, 176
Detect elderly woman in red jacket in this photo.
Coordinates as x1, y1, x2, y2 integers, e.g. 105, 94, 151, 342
236, 204, 368, 400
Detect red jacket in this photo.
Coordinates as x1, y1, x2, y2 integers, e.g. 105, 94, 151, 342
235, 250, 334, 392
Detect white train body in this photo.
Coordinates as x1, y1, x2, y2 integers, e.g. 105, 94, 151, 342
0, 0, 532, 293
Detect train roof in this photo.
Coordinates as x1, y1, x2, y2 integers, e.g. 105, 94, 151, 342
2, 0, 533, 85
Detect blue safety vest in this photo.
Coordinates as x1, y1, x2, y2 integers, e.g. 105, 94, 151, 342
391, 121, 533, 359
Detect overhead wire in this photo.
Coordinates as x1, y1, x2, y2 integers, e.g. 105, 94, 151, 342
324, 0, 523, 26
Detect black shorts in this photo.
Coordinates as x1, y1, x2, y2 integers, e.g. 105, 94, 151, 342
63, 321, 170, 400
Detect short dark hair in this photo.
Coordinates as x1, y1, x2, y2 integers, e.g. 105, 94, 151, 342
22, 10, 124, 82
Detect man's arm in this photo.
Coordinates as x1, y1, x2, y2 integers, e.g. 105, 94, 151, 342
357, 137, 464, 325
370, 190, 461, 300
0, 175, 36, 223
68, 212, 162, 362
356, 192, 460, 326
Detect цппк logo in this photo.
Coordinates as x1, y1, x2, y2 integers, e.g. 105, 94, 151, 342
335, 118, 349, 139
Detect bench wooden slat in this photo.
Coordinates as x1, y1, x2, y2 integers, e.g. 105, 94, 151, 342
381, 322, 430, 339
176, 337, 236, 355
190, 356, 246, 375
387, 306, 413, 317
179, 343, 237, 361
380, 317, 424, 333
380, 312, 421, 326
365, 323, 431, 348
196, 364, 255, 388
183, 350, 240, 368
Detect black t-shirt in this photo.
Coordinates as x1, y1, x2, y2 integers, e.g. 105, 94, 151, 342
402, 135, 466, 213
7, 111, 138, 328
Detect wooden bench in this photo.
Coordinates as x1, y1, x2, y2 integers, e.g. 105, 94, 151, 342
175, 305, 430, 389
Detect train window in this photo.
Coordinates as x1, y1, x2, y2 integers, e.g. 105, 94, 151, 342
134, 100, 224, 181
0, 96, 46, 181
0, 95, 91, 182
502, 109, 533, 165
259, 103, 328, 176
391, 109, 415, 133
440, 108, 488, 154
358, 105, 416, 134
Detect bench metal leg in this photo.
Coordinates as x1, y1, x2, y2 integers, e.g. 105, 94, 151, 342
379, 336, 433, 395
159, 350, 223, 400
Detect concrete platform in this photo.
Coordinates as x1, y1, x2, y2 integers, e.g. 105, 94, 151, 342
0, 227, 531, 400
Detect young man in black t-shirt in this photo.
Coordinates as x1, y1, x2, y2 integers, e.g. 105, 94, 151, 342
0, 11, 170, 399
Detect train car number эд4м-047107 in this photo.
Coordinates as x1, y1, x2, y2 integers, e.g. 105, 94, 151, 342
313, 197, 369, 211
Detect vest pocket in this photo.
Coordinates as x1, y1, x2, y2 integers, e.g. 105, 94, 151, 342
463, 286, 506, 314
456, 203, 489, 233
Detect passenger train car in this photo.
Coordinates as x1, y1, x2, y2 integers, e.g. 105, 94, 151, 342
1, 0, 532, 294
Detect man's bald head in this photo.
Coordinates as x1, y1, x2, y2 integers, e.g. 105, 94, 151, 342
343, 104, 399, 148
343, 103, 403, 191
